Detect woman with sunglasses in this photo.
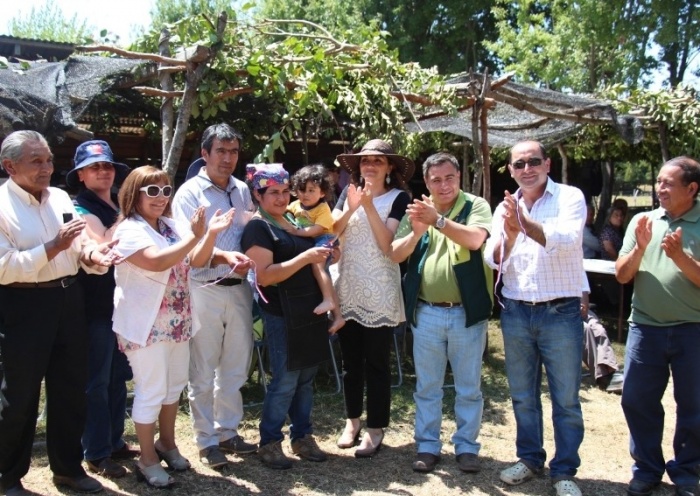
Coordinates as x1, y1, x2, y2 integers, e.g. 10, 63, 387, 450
112, 166, 233, 487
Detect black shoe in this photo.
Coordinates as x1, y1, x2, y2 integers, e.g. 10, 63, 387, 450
111, 443, 140, 460
86, 457, 127, 478
412, 452, 440, 473
456, 452, 481, 473
52, 474, 103, 494
676, 485, 700, 496
627, 479, 660, 496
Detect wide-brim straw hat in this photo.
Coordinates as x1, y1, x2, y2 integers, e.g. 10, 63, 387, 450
336, 139, 415, 182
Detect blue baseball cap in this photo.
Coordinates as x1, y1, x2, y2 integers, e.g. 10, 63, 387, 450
66, 140, 130, 188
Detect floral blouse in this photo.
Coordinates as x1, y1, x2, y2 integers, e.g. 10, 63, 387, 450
117, 218, 192, 352
598, 224, 623, 261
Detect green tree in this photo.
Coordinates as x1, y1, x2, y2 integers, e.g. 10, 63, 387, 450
7, 0, 93, 44
651, 0, 700, 87
150, 0, 235, 27
84, 11, 456, 180
485, 0, 657, 92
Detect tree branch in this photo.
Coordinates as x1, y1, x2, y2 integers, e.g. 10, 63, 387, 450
76, 45, 183, 66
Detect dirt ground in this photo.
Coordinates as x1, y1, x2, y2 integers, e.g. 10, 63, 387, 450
21, 321, 680, 496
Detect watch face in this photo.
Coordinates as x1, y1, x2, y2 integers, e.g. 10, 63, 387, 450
436, 216, 446, 229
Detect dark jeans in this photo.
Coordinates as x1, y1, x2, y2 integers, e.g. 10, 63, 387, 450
258, 311, 317, 446
0, 283, 89, 491
82, 316, 132, 461
337, 320, 393, 428
622, 322, 700, 486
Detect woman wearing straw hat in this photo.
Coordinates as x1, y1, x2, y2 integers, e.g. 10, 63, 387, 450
333, 139, 414, 457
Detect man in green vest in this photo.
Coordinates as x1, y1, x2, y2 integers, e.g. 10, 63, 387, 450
390, 152, 493, 474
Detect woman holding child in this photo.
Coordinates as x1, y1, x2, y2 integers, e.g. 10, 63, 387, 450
241, 164, 333, 470
332, 139, 413, 457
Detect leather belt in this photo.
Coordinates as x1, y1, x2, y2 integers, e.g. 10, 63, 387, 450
3, 275, 78, 289
207, 278, 243, 287
419, 299, 462, 308
513, 297, 575, 306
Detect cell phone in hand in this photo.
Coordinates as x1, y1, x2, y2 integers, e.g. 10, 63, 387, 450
62, 213, 73, 223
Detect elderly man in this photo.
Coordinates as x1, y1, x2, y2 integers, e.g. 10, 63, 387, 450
390, 152, 493, 474
0, 130, 118, 495
172, 123, 256, 469
616, 157, 700, 496
484, 140, 587, 496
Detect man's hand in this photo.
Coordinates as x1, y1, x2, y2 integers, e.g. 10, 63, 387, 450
406, 195, 437, 235
220, 251, 254, 276
502, 191, 524, 239
53, 218, 86, 252
634, 215, 653, 251
661, 227, 685, 262
190, 206, 207, 240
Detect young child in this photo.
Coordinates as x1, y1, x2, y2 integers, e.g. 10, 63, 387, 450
287, 164, 345, 333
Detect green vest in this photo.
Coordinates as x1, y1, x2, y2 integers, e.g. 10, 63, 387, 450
403, 197, 493, 328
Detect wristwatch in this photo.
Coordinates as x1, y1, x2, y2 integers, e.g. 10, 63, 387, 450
435, 215, 446, 230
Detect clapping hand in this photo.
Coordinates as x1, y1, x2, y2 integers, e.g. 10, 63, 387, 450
208, 208, 234, 235
661, 226, 684, 261
406, 195, 435, 236
92, 239, 125, 266
190, 206, 207, 239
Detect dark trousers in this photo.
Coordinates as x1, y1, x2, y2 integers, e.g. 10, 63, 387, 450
0, 283, 88, 490
622, 322, 700, 486
338, 320, 393, 428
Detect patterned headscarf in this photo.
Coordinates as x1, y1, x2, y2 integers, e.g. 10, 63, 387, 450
246, 163, 290, 190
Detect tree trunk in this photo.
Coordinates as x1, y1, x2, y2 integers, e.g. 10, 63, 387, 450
470, 102, 482, 196
159, 29, 174, 169
557, 143, 568, 184
480, 106, 491, 204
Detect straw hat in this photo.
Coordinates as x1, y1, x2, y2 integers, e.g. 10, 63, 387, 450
336, 139, 415, 181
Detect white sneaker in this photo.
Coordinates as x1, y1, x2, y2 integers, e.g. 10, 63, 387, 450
499, 461, 538, 485
553, 479, 582, 496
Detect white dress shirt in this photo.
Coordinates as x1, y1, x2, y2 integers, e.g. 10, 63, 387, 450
485, 178, 586, 302
0, 179, 103, 284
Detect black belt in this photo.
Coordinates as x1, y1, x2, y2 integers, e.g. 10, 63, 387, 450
419, 299, 462, 308
513, 297, 575, 306
3, 275, 78, 289
207, 278, 243, 287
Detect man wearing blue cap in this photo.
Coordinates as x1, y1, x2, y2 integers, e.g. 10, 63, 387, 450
172, 123, 257, 468
67, 140, 138, 479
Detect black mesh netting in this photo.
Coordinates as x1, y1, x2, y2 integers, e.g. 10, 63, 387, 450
0, 55, 152, 141
406, 73, 643, 148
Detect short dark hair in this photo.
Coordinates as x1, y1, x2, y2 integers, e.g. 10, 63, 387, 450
422, 152, 460, 178
291, 164, 331, 195
200, 123, 243, 153
665, 156, 700, 198
507, 140, 548, 164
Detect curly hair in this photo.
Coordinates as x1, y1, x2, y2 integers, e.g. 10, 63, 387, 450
291, 164, 331, 196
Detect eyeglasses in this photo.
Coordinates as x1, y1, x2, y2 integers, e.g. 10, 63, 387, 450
85, 162, 114, 172
511, 158, 544, 170
139, 185, 173, 198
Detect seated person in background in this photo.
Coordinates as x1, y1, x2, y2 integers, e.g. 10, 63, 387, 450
285, 164, 344, 333
581, 292, 623, 394
583, 202, 600, 258
599, 204, 626, 260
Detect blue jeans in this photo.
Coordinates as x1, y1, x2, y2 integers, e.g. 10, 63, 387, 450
259, 311, 318, 446
501, 297, 584, 480
412, 303, 487, 456
622, 322, 700, 486
82, 316, 132, 460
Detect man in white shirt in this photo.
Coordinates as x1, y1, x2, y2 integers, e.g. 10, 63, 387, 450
171, 123, 256, 469
0, 130, 118, 495
484, 140, 587, 496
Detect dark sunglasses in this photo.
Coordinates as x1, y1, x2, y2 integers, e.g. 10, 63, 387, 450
512, 158, 544, 170
139, 185, 173, 198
